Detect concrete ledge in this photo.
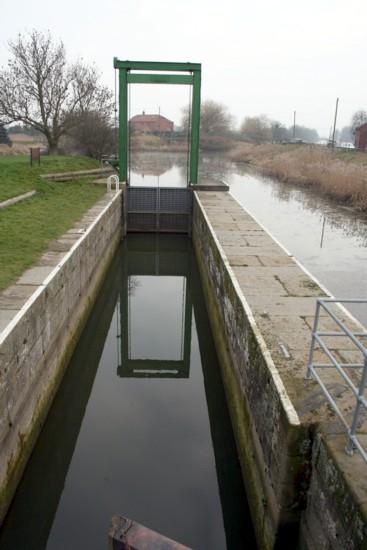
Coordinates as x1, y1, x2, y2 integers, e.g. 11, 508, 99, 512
40, 167, 115, 182
0, 191, 123, 523
190, 181, 229, 192
0, 191, 37, 210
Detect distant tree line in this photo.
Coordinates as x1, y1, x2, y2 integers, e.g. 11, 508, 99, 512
239, 116, 319, 143
181, 103, 320, 146
181, 101, 367, 147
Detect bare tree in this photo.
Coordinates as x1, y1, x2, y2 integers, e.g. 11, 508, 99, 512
241, 115, 271, 143
181, 99, 232, 136
0, 30, 112, 153
271, 121, 289, 142
67, 111, 115, 159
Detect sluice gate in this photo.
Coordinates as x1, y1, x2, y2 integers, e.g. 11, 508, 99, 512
126, 186, 192, 233
113, 58, 201, 235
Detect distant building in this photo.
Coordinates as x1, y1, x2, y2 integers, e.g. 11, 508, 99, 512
355, 122, 367, 150
129, 112, 174, 134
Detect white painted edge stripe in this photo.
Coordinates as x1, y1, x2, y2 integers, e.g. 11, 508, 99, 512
194, 192, 300, 427
0, 191, 122, 346
228, 188, 367, 331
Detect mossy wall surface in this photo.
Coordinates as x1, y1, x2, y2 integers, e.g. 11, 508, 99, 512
192, 194, 312, 549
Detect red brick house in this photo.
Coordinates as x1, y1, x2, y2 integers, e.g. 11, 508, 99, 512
129, 112, 174, 134
355, 122, 367, 150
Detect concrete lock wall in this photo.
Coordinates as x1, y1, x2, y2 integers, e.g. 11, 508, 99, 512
192, 191, 367, 550
192, 192, 310, 548
0, 190, 123, 524
299, 433, 367, 550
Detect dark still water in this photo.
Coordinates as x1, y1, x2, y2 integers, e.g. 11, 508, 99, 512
0, 235, 256, 550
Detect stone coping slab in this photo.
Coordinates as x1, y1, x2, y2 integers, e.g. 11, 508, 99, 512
196, 190, 366, 427
196, 191, 367, 447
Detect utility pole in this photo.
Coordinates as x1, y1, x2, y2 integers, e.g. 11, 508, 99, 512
293, 111, 296, 140
331, 97, 339, 149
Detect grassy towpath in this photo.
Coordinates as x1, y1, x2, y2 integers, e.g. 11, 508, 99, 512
0, 155, 105, 291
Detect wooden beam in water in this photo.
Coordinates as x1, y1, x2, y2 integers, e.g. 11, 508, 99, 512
109, 516, 192, 550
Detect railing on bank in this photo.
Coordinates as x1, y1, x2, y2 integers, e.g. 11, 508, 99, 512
307, 298, 367, 463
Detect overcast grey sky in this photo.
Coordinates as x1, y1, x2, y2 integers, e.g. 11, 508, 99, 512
0, 0, 366, 136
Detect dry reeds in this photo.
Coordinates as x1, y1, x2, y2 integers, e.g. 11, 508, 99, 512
229, 143, 367, 211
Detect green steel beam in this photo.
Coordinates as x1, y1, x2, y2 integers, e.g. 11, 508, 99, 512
190, 69, 201, 184
119, 68, 128, 182
114, 59, 201, 185
127, 73, 193, 85
114, 58, 200, 72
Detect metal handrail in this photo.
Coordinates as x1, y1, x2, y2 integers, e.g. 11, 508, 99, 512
306, 298, 367, 463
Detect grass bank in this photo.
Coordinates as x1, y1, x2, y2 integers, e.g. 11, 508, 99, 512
0, 155, 105, 291
228, 143, 367, 211
0, 155, 99, 202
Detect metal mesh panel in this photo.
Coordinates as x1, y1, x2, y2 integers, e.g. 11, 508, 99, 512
159, 188, 192, 213
128, 187, 158, 212
159, 214, 189, 232
127, 187, 192, 233
128, 213, 157, 232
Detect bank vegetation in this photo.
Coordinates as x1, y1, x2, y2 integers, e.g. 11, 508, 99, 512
229, 143, 367, 211
0, 155, 103, 290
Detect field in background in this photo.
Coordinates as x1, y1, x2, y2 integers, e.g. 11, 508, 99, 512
0, 133, 45, 156
0, 155, 104, 291
229, 143, 367, 211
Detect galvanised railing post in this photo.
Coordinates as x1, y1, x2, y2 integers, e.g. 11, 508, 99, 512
306, 298, 367, 463
306, 299, 321, 379
346, 353, 367, 455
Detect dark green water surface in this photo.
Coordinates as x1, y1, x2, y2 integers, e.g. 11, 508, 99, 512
0, 235, 256, 550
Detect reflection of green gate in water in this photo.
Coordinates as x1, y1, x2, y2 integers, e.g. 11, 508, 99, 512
118, 236, 192, 378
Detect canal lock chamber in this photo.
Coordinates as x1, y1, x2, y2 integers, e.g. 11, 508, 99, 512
0, 233, 257, 550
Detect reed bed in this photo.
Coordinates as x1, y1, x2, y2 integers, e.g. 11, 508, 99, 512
229, 143, 367, 211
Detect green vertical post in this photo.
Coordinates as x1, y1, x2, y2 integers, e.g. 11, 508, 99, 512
119, 68, 128, 183
190, 70, 201, 184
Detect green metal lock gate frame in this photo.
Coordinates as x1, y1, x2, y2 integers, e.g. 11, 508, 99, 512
113, 59, 201, 185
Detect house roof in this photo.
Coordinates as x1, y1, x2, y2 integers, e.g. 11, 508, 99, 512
130, 114, 173, 124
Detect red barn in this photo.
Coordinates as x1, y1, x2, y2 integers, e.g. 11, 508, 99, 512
129, 112, 173, 134
355, 122, 367, 150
